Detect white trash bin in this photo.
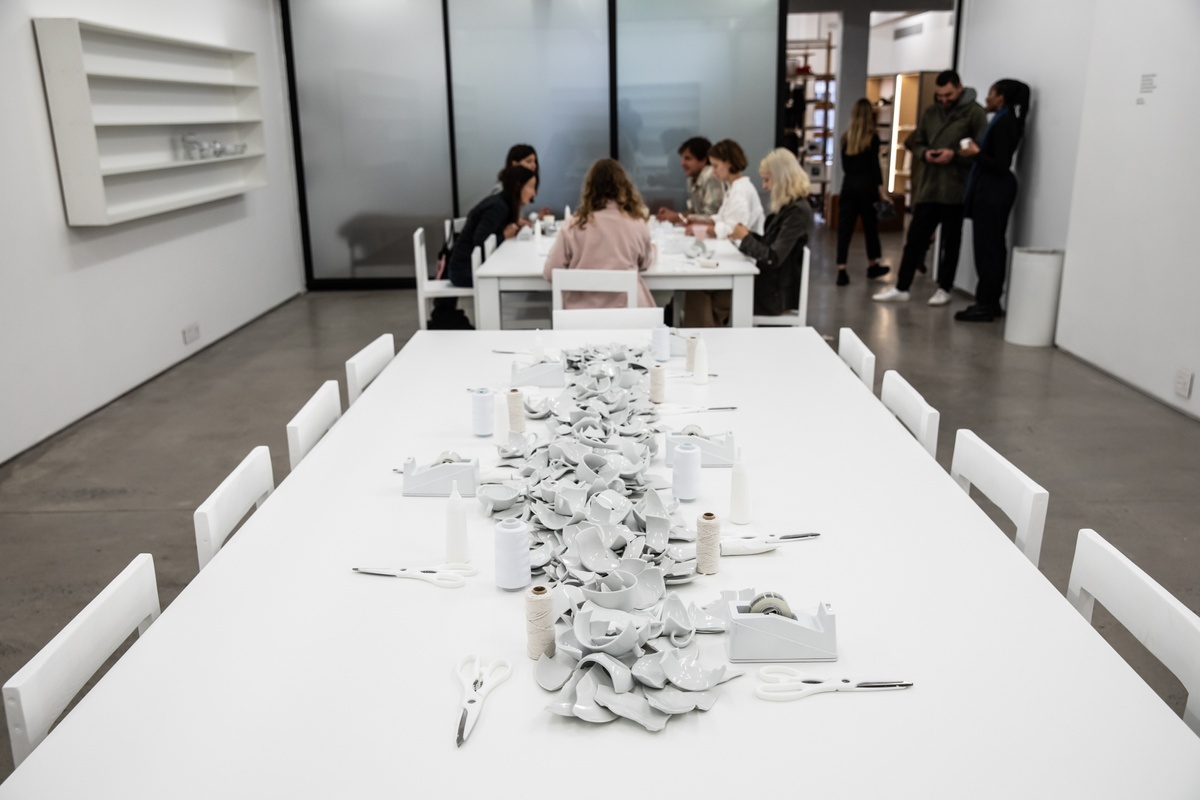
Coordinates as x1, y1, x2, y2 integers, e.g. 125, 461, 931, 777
1004, 248, 1064, 347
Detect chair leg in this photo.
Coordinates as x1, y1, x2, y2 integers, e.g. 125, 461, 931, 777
418, 297, 428, 331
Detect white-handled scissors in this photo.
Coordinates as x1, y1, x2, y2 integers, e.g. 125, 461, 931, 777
755, 666, 912, 702
456, 654, 512, 746
352, 563, 477, 588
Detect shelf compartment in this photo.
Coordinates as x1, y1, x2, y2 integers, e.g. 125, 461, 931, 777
101, 151, 264, 177
103, 157, 266, 223
85, 71, 258, 89
79, 23, 254, 86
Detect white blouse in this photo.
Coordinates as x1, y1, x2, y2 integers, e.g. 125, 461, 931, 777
713, 175, 765, 235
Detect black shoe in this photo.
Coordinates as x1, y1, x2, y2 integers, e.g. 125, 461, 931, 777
867, 264, 890, 280
994, 307, 1006, 318
954, 304, 996, 322
836, 271, 849, 286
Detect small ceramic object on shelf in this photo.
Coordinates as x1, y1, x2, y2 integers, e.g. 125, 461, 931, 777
593, 684, 670, 732
535, 652, 577, 691
572, 668, 618, 723
643, 684, 718, 715
661, 651, 727, 692
577, 653, 634, 693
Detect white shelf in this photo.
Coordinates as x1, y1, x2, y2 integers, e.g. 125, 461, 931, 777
33, 18, 267, 226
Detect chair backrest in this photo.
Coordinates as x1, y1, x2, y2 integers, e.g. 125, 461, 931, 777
551, 268, 638, 311
483, 233, 497, 259
950, 429, 1049, 566
552, 307, 663, 330
3, 554, 160, 767
346, 333, 395, 405
286, 380, 342, 471
194, 445, 275, 570
881, 370, 940, 457
471, 245, 482, 278
1068, 528, 1200, 736
796, 246, 810, 326
413, 228, 429, 288
838, 327, 876, 392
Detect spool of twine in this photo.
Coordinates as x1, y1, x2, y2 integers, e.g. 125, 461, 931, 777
686, 336, 699, 373
525, 584, 556, 660
650, 364, 665, 403
507, 388, 526, 434
696, 511, 721, 575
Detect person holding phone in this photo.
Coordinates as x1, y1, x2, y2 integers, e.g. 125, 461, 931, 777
874, 70, 987, 306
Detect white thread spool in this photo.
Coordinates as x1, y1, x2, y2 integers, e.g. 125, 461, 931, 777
471, 388, 494, 437
507, 388, 526, 434
692, 337, 709, 385
652, 325, 671, 362
446, 481, 469, 563
686, 336, 698, 372
729, 450, 751, 525
696, 511, 721, 575
494, 518, 531, 591
673, 441, 701, 502
525, 584, 556, 660
649, 364, 665, 404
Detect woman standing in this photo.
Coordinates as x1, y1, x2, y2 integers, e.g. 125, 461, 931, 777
543, 159, 655, 310
732, 149, 813, 316
683, 139, 764, 326
954, 79, 1030, 322
835, 99, 890, 286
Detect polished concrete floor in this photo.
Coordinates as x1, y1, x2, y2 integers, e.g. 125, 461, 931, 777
1, 227, 1198, 776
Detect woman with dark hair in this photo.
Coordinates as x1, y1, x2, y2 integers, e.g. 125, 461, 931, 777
430, 165, 538, 328
542, 159, 655, 310
497, 144, 538, 184
955, 79, 1031, 322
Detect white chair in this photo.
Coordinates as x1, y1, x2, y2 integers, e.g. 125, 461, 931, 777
753, 247, 810, 327
414, 228, 474, 331
881, 370, 940, 457
837, 327, 876, 392
285, 380, 342, 471
194, 446, 274, 570
950, 429, 1049, 567
3, 554, 160, 767
443, 216, 465, 250
483, 233, 498, 259
1068, 528, 1200, 736
553, 307, 664, 330
551, 268, 638, 311
346, 333, 394, 405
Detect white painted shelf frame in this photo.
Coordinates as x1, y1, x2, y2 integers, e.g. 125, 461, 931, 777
33, 19, 267, 226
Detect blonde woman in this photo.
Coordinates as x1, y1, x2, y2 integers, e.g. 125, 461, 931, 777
835, 98, 890, 286
543, 159, 656, 310
731, 149, 813, 316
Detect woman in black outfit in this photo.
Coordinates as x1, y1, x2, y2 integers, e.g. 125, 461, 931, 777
835, 98, 890, 286
429, 166, 538, 328
731, 148, 813, 316
955, 79, 1030, 322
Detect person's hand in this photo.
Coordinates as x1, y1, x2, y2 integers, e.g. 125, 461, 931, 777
731, 223, 750, 241
537, 206, 553, 218
959, 139, 980, 157
503, 223, 520, 240
657, 208, 681, 223
927, 148, 954, 165
516, 218, 534, 228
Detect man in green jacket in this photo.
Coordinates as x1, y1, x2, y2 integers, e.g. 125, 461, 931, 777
874, 70, 987, 305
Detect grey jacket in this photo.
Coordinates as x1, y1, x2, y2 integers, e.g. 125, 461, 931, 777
738, 199, 812, 316
904, 87, 988, 205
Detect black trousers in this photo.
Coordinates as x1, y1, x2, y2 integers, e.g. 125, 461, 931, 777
896, 202, 964, 292
836, 180, 881, 265
969, 173, 1018, 309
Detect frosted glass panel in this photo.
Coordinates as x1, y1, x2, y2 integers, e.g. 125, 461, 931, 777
449, 0, 610, 214
617, 0, 777, 214
290, 1, 453, 279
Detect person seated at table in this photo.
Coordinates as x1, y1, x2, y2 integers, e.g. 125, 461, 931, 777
430, 166, 538, 329
683, 138, 765, 326
542, 158, 656, 310
656, 136, 725, 224
490, 144, 552, 217
732, 148, 813, 316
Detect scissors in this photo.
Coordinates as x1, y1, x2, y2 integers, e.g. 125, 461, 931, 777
755, 666, 912, 702
456, 654, 512, 746
352, 563, 477, 588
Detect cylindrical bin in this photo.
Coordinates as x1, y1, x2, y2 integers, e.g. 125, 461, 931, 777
1004, 248, 1064, 347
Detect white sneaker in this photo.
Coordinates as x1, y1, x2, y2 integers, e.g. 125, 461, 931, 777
873, 288, 910, 303
927, 288, 952, 306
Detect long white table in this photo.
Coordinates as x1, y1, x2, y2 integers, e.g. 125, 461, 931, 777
474, 237, 760, 328
4, 329, 1199, 798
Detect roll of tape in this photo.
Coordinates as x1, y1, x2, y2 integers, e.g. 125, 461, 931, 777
748, 591, 796, 620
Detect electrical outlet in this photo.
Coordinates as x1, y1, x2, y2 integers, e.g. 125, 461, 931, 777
182, 324, 200, 345
1175, 368, 1194, 399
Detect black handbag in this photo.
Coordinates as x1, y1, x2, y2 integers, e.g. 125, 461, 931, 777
873, 200, 896, 221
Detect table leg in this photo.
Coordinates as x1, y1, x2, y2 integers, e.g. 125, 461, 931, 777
729, 275, 755, 327
476, 278, 501, 330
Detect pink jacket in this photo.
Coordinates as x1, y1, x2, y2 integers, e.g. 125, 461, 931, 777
542, 204, 657, 309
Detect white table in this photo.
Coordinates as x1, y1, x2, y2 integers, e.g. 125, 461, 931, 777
474, 237, 760, 329
3, 329, 1199, 798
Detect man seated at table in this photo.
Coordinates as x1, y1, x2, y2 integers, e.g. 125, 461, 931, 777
656, 137, 725, 225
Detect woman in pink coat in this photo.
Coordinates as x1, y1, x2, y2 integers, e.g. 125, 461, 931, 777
543, 159, 656, 310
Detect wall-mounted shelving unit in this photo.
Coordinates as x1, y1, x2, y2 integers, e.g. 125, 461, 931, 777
33, 18, 266, 226
784, 33, 836, 211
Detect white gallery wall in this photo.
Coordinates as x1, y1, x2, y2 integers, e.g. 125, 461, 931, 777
0, 0, 305, 463
866, 11, 955, 77
1056, 0, 1200, 417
